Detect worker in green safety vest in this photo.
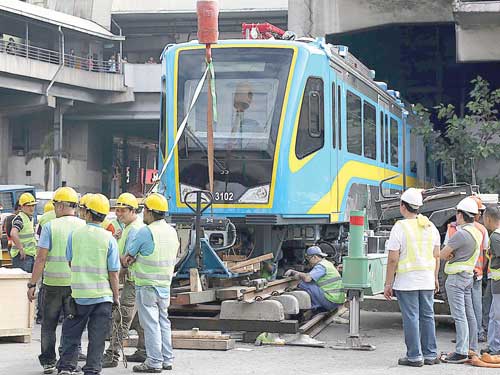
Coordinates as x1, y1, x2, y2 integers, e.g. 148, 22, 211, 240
10, 192, 37, 272
103, 192, 146, 368
483, 205, 500, 355
284, 246, 345, 312
441, 196, 483, 363
124, 193, 179, 373
27, 186, 86, 374
57, 193, 120, 375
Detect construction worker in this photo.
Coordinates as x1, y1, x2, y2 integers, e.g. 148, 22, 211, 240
384, 188, 441, 367
284, 246, 346, 313
2, 201, 20, 253
444, 196, 489, 343
38, 201, 56, 233
78, 193, 92, 219
124, 193, 179, 373
483, 205, 500, 355
440, 197, 483, 363
102, 193, 146, 368
57, 193, 120, 375
27, 187, 85, 374
10, 192, 38, 272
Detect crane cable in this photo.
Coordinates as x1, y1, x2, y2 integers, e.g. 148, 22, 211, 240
148, 64, 210, 195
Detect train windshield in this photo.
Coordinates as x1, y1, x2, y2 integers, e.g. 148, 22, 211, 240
176, 47, 293, 204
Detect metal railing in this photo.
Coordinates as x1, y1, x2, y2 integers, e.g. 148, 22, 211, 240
0, 39, 122, 74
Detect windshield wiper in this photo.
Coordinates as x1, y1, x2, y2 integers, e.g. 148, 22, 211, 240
184, 127, 228, 173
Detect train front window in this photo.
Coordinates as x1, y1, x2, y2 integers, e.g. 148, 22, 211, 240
176, 47, 293, 203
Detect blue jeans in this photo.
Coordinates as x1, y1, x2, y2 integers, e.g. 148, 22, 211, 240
483, 279, 492, 333
136, 287, 173, 369
472, 278, 484, 337
298, 281, 339, 311
488, 293, 500, 353
445, 273, 478, 354
395, 290, 437, 362
57, 302, 112, 375
11, 254, 34, 272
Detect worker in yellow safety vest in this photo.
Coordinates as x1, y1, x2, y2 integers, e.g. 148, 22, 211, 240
57, 193, 120, 375
384, 188, 441, 367
27, 187, 86, 374
124, 193, 179, 373
483, 205, 500, 355
285, 246, 345, 312
10, 192, 38, 272
103, 192, 146, 368
440, 197, 483, 363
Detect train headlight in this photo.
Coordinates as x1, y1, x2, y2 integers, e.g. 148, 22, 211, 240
179, 184, 210, 203
238, 184, 269, 204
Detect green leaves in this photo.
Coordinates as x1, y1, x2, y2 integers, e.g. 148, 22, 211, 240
414, 76, 500, 193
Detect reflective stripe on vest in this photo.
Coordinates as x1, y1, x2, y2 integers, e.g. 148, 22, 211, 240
317, 259, 345, 304
118, 217, 145, 282
445, 225, 482, 275
489, 229, 500, 281
44, 216, 85, 286
396, 219, 435, 274
10, 212, 36, 258
70, 225, 113, 299
134, 220, 178, 288
447, 221, 487, 278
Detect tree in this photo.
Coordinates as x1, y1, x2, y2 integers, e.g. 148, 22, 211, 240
415, 76, 500, 193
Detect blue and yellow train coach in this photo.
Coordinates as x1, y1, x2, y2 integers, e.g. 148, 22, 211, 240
157, 37, 429, 257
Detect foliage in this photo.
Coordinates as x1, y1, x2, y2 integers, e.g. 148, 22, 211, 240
414, 77, 500, 193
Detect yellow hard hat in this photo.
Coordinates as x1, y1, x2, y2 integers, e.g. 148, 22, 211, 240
19, 192, 37, 206
53, 187, 79, 204
86, 194, 110, 216
114, 192, 139, 209
44, 201, 55, 213
79, 193, 93, 208
143, 193, 168, 213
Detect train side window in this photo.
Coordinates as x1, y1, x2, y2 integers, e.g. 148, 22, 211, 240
337, 86, 342, 150
390, 118, 399, 167
363, 102, 376, 160
347, 91, 362, 155
380, 112, 385, 163
332, 83, 336, 148
296, 77, 324, 159
410, 129, 418, 173
160, 76, 167, 157
385, 114, 389, 164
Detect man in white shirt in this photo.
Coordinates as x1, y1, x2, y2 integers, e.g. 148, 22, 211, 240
384, 188, 441, 367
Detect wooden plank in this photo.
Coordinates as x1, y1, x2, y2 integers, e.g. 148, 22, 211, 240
229, 253, 273, 272
189, 268, 202, 292
170, 316, 299, 334
172, 338, 235, 350
169, 304, 221, 314
171, 290, 216, 305
216, 286, 245, 301
222, 255, 246, 262
172, 329, 230, 340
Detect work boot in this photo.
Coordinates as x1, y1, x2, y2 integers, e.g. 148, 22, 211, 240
43, 363, 56, 374
132, 363, 162, 373
163, 363, 173, 370
478, 333, 487, 343
77, 351, 86, 361
424, 358, 441, 365
102, 354, 118, 368
442, 352, 468, 364
397, 358, 424, 367
125, 351, 147, 363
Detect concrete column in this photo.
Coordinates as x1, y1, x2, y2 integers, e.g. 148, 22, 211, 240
53, 105, 63, 189
0, 116, 9, 184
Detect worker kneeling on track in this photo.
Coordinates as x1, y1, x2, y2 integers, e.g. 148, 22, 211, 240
57, 194, 120, 375
284, 246, 345, 313
102, 192, 147, 368
384, 188, 441, 367
27, 187, 86, 374
124, 193, 179, 373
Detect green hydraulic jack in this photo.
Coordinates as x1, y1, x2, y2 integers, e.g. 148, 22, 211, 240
331, 210, 387, 351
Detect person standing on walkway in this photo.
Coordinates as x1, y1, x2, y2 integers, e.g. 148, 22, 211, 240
124, 193, 179, 373
57, 194, 120, 375
441, 197, 483, 363
10, 192, 38, 272
483, 205, 500, 355
102, 193, 146, 368
27, 187, 85, 374
384, 188, 441, 367
444, 195, 489, 343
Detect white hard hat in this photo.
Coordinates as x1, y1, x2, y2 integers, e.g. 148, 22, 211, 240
456, 197, 479, 215
400, 188, 423, 208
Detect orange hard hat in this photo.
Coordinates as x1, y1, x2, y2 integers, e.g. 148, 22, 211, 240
470, 195, 486, 211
